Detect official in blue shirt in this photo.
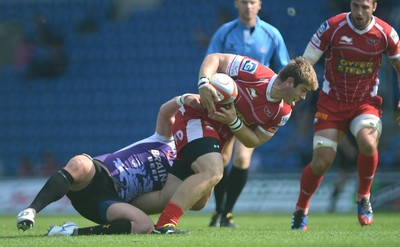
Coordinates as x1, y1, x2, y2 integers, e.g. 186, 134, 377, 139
207, 15, 289, 70
206, 0, 290, 228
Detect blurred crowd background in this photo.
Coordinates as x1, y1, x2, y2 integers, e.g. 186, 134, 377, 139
0, 0, 399, 177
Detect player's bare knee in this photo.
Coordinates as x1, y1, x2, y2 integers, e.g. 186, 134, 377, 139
65, 155, 93, 181
311, 155, 332, 175
310, 159, 331, 175
232, 156, 251, 169
312, 137, 337, 173
67, 154, 89, 168
357, 140, 378, 155
350, 115, 382, 137
208, 171, 223, 186
200, 162, 223, 182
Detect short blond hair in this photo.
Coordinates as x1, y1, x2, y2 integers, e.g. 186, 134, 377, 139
278, 56, 319, 91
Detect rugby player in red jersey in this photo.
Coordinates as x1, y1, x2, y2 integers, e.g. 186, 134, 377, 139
291, 0, 400, 230
152, 53, 318, 234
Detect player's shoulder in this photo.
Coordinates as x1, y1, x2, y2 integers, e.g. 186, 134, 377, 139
236, 55, 274, 76
373, 16, 396, 32
257, 18, 278, 30
315, 13, 347, 38
326, 12, 348, 26
258, 20, 283, 36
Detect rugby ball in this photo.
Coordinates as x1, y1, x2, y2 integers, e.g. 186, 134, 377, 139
209, 73, 238, 104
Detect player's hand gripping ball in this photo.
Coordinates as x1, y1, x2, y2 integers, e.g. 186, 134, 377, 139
209, 73, 238, 104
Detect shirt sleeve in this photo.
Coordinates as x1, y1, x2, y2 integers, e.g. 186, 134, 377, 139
310, 19, 331, 52
387, 27, 400, 58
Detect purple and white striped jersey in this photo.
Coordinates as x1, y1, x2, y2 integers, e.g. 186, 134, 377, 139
94, 132, 176, 202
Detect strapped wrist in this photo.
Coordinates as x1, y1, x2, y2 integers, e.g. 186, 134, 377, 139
176, 94, 190, 107
197, 76, 209, 89
228, 117, 243, 131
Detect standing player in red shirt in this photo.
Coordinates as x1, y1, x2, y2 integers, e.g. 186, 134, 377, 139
151, 53, 318, 234
291, 0, 400, 230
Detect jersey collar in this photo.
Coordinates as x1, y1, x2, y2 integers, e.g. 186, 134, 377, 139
266, 74, 279, 102
346, 12, 376, 35
238, 16, 260, 30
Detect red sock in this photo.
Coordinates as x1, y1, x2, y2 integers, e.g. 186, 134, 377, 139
357, 152, 378, 202
155, 202, 184, 229
296, 164, 324, 214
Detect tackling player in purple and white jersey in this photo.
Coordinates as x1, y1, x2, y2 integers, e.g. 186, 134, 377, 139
95, 135, 176, 203
16, 94, 202, 236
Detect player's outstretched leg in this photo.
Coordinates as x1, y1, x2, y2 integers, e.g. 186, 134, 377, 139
16, 168, 74, 231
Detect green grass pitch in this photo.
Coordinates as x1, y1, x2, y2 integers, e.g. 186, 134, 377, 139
1, 212, 399, 247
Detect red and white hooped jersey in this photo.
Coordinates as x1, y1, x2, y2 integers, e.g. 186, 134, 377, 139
310, 12, 400, 103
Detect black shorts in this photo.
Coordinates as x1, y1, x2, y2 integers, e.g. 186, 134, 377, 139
66, 159, 123, 224
170, 137, 221, 180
